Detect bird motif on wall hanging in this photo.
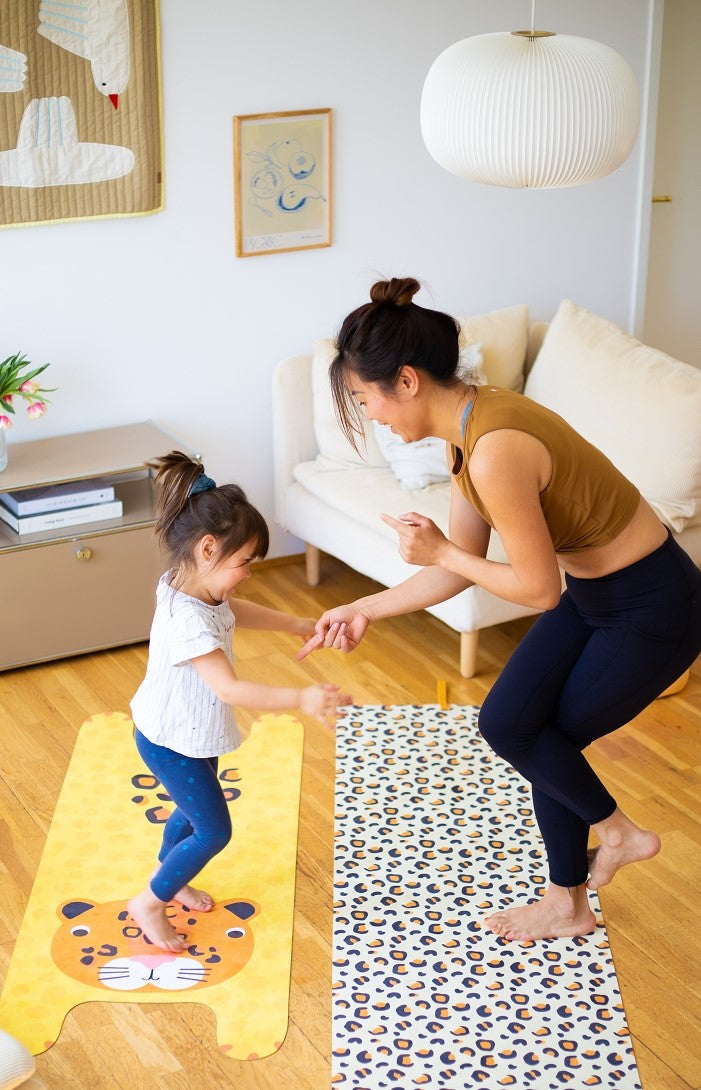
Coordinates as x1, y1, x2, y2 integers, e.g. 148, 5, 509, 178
38, 0, 130, 108
0, 96, 134, 186
0, 44, 27, 93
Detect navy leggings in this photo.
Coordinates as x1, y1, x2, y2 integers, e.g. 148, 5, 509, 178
134, 730, 232, 903
479, 533, 701, 887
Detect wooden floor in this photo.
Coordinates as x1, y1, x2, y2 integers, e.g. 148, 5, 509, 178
1, 555, 700, 1090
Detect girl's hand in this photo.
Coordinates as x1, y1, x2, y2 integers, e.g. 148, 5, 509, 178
291, 615, 318, 642
380, 512, 449, 567
296, 605, 371, 660
300, 683, 352, 729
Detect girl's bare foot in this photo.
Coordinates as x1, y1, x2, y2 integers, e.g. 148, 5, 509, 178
150, 868, 213, 911
127, 890, 188, 952
588, 808, 661, 890
173, 884, 214, 911
484, 883, 596, 942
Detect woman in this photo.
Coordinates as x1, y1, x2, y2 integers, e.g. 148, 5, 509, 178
298, 276, 701, 942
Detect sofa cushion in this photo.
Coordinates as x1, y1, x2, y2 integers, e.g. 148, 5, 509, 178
524, 300, 701, 531
457, 303, 530, 392
311, 338, 387, 468
294, 460, 450, 535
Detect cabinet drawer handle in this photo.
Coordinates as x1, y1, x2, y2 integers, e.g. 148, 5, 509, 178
75, 546, 92, 561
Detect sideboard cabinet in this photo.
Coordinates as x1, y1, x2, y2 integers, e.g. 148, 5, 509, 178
0, 422, 178, 670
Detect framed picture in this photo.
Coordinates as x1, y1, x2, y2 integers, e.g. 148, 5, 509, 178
233, 108, 332, 257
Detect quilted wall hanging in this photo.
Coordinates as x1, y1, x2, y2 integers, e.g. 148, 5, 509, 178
0, 0, 163, 228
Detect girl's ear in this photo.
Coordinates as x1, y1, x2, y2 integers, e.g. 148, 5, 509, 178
198, 534, 217, 563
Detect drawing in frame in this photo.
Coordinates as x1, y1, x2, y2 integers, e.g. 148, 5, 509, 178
234, 108, 332, 257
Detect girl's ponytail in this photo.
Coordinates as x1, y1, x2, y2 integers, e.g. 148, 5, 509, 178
148, 451, 269, 574
149, 451, 208, 542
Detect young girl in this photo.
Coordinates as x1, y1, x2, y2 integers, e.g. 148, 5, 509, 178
298, 276, 701, 942
128, 451, 351, 952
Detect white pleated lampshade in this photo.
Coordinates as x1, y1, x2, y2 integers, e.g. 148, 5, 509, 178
420, 31, 640, 188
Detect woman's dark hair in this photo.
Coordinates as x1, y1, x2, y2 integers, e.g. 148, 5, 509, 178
330, 277, 461, 448
148, 451, 269, 575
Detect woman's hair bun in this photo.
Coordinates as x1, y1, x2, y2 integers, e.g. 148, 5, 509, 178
369, 277, 421, 307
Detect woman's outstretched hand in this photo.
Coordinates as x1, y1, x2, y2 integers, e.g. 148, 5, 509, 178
296, 605, 371, 660
380, 512, 449, 567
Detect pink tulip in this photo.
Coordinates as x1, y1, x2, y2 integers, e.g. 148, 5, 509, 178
2, 394, 13, 404
26, 401, 47, 420
19, 380, 39, 394
0, 415, 12, 429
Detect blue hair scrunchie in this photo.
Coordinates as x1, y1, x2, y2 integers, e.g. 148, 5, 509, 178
188, 473, 217, 497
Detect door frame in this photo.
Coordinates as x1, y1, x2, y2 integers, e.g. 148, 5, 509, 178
630, 0, 665, 338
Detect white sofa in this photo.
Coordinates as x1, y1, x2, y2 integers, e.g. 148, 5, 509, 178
273, 299, 701, 677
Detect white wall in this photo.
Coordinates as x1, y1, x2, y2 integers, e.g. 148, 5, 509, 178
1, 0, 655, 556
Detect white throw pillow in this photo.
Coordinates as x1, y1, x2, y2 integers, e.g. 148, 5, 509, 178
311, 338, 386, 468
372, 429, 448, 490
524, 299, 701, 531
457, 303, 530, 391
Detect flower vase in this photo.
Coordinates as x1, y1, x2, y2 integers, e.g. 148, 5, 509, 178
0, 428, 7, 473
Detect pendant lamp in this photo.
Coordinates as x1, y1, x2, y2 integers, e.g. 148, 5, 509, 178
420, 4, 640, 189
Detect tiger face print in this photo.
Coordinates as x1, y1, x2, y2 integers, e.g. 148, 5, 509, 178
52, 897, 259, 992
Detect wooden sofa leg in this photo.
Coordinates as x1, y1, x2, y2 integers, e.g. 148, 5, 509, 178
305, 544, 321, 587
460, 631, 479, 678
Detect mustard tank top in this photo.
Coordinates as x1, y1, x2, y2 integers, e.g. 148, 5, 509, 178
450, 386, 640, 553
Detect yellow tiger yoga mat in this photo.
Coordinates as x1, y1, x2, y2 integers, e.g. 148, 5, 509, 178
0, 710, 304, 1059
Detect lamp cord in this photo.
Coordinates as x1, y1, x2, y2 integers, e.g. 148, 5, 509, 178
531, 0, 536, 35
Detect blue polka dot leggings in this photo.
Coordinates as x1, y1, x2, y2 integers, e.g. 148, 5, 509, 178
134, 730, 232, 903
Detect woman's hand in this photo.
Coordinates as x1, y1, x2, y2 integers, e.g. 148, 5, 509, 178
296, 605, 371, 660
299, 683, 353, 729
380, 512, 450, 567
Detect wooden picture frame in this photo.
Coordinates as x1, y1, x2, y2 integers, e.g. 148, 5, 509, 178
233, 108, 332, 257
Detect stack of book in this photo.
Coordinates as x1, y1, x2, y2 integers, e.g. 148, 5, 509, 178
0, 478, 123, 535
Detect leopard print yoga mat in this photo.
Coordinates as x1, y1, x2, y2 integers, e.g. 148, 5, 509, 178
332, 705, 641, 1089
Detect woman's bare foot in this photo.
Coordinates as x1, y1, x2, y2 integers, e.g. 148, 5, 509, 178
484, 883, 596, 942
588, 807, 661, 890
150, 868, 213, 912
127, 889, 188, 952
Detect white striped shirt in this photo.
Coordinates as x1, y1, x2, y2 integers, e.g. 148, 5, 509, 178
130, 572, 242, 758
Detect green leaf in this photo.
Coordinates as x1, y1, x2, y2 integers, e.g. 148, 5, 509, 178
0, 355, 52, 398
17, 365, 49, 383
0, 352, 26, 369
